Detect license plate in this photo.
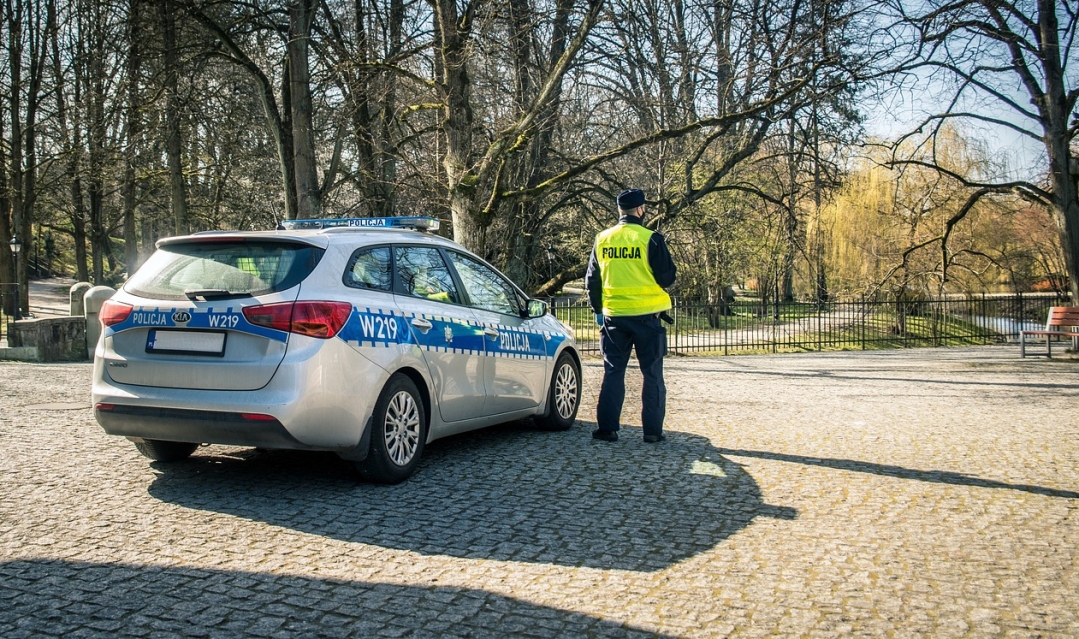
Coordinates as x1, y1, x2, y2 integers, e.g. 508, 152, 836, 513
146, 330, 227, 356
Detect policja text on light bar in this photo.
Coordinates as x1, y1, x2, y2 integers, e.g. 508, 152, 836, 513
277, 217, 440, 232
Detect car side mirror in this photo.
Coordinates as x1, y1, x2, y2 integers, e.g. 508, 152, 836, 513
526, 299, 548, 318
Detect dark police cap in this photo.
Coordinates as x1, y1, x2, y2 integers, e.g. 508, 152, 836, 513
616, 188, 645, 210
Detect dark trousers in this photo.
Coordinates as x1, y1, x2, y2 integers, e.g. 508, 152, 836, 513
596, 314, 667, 437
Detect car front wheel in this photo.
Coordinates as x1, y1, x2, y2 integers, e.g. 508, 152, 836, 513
535, 351, 580, 431
357, 373, 427, 484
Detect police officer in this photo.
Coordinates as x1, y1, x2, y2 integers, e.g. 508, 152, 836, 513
585, 188, 677, 443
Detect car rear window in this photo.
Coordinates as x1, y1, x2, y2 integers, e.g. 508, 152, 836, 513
125, 240, 323, 300
344, 246, 393, 292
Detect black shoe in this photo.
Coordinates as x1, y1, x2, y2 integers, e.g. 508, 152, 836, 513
643, 434, 666, 443
592, 429, 618, 442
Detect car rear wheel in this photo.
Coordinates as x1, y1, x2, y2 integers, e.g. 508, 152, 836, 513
534, 351, 580, 431
357, 374, 426, 484
133, 439, 198, 462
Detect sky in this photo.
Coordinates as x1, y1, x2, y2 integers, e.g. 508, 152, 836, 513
857, 61, 1052, 184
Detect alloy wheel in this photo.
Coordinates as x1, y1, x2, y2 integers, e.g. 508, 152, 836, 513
553, 362, 579, 420
384, 390, 421, 466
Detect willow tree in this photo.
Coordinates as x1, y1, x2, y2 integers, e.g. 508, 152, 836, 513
818, 129, 1041, 297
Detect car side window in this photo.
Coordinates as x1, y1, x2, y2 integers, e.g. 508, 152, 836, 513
395, 246, 460, 304
344, 246, 392, 292
448, 252, 520, 316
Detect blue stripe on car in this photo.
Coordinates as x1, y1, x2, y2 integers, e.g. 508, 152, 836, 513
104, 307, 289, 341
339, 308, 567, 360
108, 304, 569, 357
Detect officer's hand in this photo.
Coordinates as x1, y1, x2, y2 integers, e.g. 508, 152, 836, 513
595, 314, 603, 326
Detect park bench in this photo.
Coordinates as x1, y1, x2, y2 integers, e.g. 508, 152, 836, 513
1019, 306, 1079, 358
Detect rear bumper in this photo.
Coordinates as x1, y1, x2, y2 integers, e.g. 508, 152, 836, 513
94, 404, 316, 450
91, 336, 388, 450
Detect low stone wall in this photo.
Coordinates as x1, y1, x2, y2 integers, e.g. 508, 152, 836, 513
7, 316, 89, 362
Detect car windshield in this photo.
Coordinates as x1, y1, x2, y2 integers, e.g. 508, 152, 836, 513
125, 240, 323, 300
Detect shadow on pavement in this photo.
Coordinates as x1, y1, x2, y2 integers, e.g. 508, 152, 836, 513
146, 423, 796, 572
718, 448, 1079, 499
0, 558, 677, 638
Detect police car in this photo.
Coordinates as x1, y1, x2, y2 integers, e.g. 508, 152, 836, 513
91, 217, 581, 483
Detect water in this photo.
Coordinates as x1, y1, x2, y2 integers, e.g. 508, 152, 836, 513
964, 315, 1043, 335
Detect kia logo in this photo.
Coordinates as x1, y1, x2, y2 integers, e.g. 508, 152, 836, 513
172, 311, 192, 323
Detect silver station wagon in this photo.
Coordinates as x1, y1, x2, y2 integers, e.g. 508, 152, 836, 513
92, 217, 581, 483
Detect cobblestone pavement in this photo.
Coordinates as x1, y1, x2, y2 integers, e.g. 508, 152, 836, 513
1, 346, 1077, 638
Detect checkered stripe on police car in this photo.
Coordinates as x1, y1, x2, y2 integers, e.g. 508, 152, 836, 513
338, 307, 564, 360
477, 322, 550, 360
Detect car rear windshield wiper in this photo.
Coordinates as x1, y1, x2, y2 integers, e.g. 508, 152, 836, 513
184, 289, 253, 301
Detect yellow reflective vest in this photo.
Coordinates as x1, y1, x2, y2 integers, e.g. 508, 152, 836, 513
594, 223, 672, 316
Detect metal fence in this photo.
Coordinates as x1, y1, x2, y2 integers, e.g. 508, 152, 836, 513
552, 293, 1072, 356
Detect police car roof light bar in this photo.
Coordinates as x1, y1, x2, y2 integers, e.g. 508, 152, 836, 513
277, 216, 440, 232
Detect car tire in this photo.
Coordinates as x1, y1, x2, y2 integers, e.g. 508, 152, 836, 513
534, 351, 580, 431
357, 373, 427, 484
133, 439, 198, 462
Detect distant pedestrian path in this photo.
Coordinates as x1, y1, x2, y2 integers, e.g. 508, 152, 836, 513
26, 277, 78, 318
0, 277, 80, 348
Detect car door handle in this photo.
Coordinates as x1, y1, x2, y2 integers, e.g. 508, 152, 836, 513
484, 327, 500, 339
411, 318, 433, 332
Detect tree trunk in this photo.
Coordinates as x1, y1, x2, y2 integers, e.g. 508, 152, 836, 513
89, 186, 105, 283
433, 0, 481, 250
71, 177, 89, 282
493, 0, 575, 284
7, 0, 27, 311
49, 0, 88, 281
289, 0, 320, 220
87, 0, 109, 283
0, 102, 11, 317
161, 0, 188, 235
377, 0, 405, 215
345, 0, 377, 215
713, 0, 732, 117
1036, 0, 1079, 302
121, 0, 143, 272
6, 0, 50, 311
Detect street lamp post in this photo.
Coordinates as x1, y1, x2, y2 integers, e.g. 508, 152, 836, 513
9, 236, 21, 321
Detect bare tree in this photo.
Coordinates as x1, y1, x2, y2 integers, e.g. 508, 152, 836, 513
121, 0, 143, 272
161, 0, 189, 235
176, 0, 304, 219
49, 0, 90, 281
84, 0, 120, 282
877, 0, 1079, 299
3, 0, 53, 307
318, 0, 419, 218
429, 0, 604, 252
288, 0, 321, 219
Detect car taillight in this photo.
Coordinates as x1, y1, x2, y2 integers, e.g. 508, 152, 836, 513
291, 301, 353, 338
100, 300, 133, 327
242, 301, 352, 339
242, 302, 294, 333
